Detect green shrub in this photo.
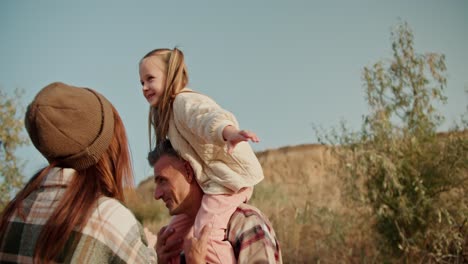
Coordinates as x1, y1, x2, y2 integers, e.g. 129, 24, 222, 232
320, 22, 467, 262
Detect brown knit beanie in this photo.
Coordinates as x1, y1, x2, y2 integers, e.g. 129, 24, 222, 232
25, 82, 114, 170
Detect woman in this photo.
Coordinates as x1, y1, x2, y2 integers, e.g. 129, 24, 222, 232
0, 82, 156, 263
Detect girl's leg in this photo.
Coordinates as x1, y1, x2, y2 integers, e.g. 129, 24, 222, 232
194, 187, 253, 264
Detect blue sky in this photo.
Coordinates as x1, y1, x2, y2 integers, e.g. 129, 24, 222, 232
1, 1, 467, 184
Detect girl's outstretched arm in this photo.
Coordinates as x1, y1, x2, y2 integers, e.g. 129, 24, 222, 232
222, 125, 260, 154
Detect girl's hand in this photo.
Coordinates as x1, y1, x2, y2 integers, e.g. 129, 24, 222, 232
222, 125, 260, 154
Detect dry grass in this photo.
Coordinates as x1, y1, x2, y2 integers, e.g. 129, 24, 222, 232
252, 144, 381, 263
126, 144, 383, 263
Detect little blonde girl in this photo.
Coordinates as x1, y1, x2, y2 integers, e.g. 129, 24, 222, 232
139, 48, 264, 263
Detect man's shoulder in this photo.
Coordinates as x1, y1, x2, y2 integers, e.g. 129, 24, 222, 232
227, 203, 275, 239
231, 203, 267, 221
227, 203, 283, 263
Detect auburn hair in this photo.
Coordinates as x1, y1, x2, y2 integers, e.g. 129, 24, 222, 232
140, 47, 189, 148
0, 105, 134, 263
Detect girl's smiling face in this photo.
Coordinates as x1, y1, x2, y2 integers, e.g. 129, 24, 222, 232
139, 56, 167, 107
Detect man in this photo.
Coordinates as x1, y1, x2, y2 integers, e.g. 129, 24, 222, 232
148, 140, 282, 264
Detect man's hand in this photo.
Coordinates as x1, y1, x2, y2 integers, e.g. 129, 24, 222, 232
222, 125, 260, 154
156, 226, 183, 264
183, 225, 212, 264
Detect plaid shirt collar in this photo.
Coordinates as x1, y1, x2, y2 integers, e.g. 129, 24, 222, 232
41, 167, 76, 187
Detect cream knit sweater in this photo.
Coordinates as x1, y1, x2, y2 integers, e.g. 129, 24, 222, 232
168, 89, 264, 194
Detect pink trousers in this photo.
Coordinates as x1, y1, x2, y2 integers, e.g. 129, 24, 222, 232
166, 187, 253, 264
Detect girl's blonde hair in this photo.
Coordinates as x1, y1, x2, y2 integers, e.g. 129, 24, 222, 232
140, 48, 189, 148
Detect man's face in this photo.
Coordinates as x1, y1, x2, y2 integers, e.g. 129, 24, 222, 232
153, 155, 191, 215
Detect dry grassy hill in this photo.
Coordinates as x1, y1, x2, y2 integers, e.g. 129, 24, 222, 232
136, 143, 343, 210
255, 144, 343, 209
130, 133, 467, 262
130, 143, 364, 262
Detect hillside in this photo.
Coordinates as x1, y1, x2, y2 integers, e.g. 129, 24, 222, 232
136, 132, 467, 212
136, 143, 343, 209
130, 133, 467, 262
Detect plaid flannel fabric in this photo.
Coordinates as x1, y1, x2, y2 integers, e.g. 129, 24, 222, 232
0, 167, 156, 264
227, 203, 283, 263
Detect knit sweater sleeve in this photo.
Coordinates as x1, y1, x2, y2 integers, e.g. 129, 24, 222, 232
173, 91, 239, 145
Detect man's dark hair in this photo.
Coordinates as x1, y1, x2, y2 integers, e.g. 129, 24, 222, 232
147, 139, 183, 167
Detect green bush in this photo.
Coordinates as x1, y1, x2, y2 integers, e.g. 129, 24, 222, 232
320, 22, 467, 262
0, 88, 28, 209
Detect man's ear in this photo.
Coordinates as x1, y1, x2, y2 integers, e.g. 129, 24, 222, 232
184, 161, 194, 183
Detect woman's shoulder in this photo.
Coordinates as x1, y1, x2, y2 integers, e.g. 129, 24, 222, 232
93, 197, 140, 227
83, 197, 141, 234
77, 197, 155, 263
77, 197, 143, 247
